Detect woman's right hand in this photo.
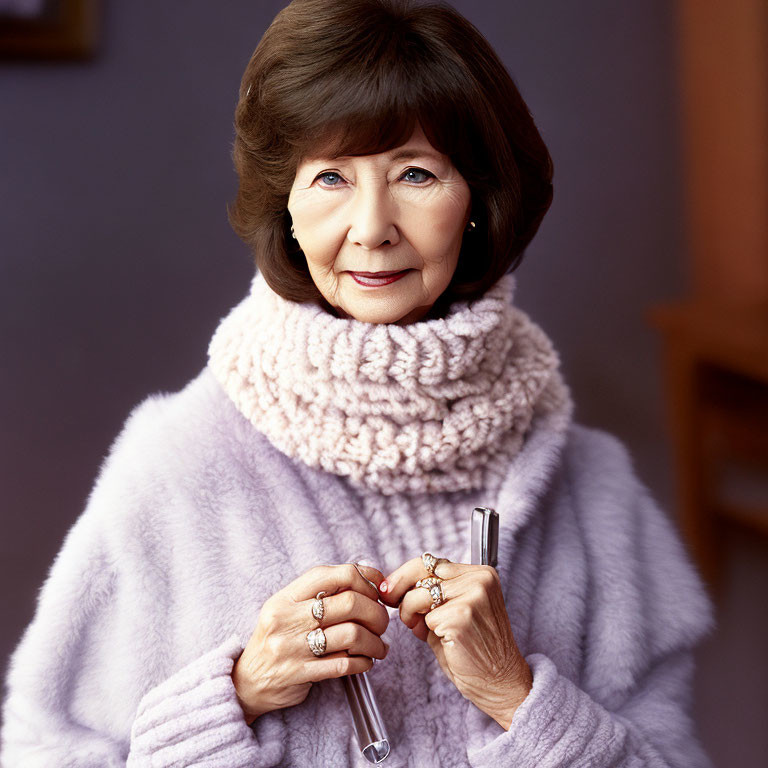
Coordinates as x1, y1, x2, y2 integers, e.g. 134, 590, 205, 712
231, 563, 390, 724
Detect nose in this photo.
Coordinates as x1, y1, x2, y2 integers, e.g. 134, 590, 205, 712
346, 180, 400, 250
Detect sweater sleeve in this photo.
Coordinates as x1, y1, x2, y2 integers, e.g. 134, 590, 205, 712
126, 634, 284, 768
465, 427, 716, 768
0, 515, 284, 768
465, 647, 712, 768
0, 396, 286, 768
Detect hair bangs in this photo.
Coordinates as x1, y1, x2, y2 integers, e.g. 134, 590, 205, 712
288, 40, 473, 165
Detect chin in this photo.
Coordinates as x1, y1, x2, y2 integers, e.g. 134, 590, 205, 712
349, 310, 409, 325
341, 301, 415, 325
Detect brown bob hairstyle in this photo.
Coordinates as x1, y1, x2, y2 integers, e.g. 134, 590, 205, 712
228, 0, 553, 313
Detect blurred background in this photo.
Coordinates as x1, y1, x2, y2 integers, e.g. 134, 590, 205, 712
1, 1, 767, 764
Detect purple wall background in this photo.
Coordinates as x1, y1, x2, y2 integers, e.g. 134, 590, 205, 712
2, 1, 765, 764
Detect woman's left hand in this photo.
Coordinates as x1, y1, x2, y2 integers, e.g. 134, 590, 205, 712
378, 557, 533, 730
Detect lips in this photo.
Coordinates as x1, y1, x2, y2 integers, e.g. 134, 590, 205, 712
349, 270, 410, 277
348, 269, 412, 287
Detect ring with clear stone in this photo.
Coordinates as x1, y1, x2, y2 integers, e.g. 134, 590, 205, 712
422, 552, 438, 576
311, 591, 326, 623
422, 552, 449, 577
416, 577, 446, 610
306, 627, 327, 656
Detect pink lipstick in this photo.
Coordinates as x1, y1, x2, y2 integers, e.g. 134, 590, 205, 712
348, 269, 412, 287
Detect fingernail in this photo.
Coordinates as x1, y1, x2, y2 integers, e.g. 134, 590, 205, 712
379, 581, 388, 593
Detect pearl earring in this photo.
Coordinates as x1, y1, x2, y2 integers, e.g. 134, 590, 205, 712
465, 220, 476, 233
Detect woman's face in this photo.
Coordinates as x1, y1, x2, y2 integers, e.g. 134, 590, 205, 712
287, 123, 472, 325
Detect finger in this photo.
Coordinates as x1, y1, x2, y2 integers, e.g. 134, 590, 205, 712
288, 563, 385, 603
320, 621, 389, 660
349, 561, 382, 593
431, 560, 481, 580
378, 555, 429, 606
401, 577, 456, 627
299, 652, 375, 683
424, 597, 477, 648
426, 628, 453, 664
411, 614, 429, 642
380, 555, 471, 606
314, 590, 389, 636
424, 625, 450, 682
423, 600, 452, 638
399, 583, 444, 629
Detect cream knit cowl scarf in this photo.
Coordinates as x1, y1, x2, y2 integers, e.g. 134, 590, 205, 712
207, 270, 573, 497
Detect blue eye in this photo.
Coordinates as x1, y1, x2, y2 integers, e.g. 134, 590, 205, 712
314, 167, 435, 187
317, 171, 342, 186
402, 168, 434, 183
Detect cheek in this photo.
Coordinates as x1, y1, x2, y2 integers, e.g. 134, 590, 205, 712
303, 238, 338, 272
290, 197, 342, 270
404, 197, 468, 264
415, 179, 468, 225
292, 192, 336, 226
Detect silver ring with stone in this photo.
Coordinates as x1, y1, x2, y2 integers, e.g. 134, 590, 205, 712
428, 582, 445, 610
306, 627, 327, 656
311, 591, 326, 623
416, 577, 446, 610
422, 552, 438, 576
422, 552, 449, 577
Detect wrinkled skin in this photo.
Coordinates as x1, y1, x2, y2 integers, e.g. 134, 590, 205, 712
231, 564, 389, 724
379, 557, 533, 729
232, 559, 531, 730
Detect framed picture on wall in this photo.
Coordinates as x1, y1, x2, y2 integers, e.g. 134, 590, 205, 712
0, 0, 100, 60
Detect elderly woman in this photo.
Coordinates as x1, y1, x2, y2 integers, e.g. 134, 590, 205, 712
1, 0, 715, 766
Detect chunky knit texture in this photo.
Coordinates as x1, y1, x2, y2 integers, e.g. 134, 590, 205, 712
0, 274, 716, 767
208, 270, 573, 496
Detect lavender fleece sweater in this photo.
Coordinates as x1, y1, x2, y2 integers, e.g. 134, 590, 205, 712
1, 274, 716, 767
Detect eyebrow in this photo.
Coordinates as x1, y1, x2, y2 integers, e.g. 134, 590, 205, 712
386, 148, 444, 163
308, 148, 445, 164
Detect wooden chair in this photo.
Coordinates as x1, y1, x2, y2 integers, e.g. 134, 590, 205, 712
650, 303, 768, 586
650, 0, 768, 587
